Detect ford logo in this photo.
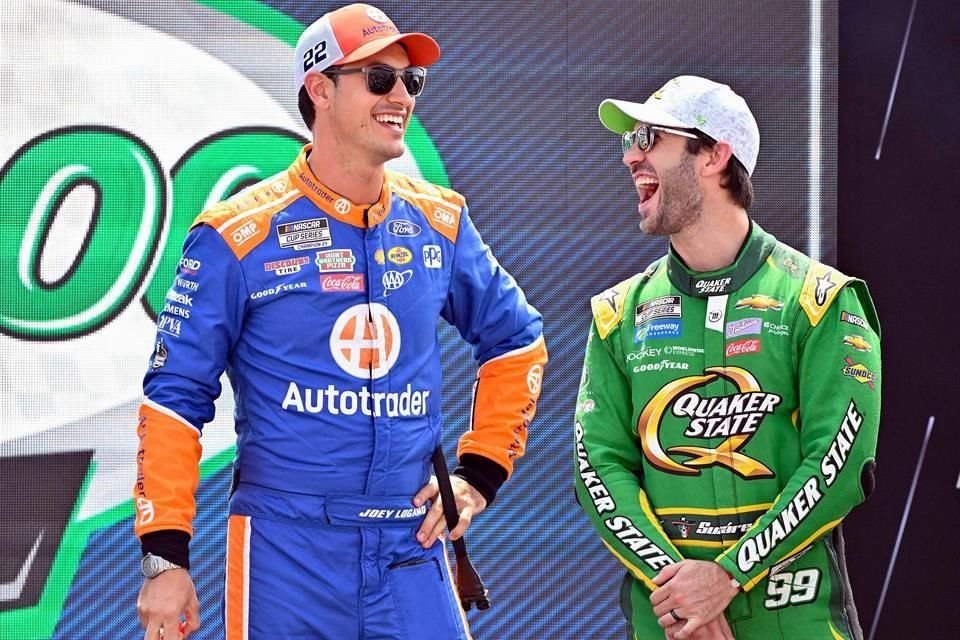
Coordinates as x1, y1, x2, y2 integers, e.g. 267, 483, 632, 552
387, 220, 422, 237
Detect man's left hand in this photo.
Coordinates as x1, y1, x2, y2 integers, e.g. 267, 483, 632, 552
413, 476, 487, 548
650, 560, 739, 640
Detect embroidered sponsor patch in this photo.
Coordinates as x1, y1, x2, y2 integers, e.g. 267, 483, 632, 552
726, 318, 762, 338
725, 338, 761, 357
276, 217, 332, 250
264, 256, 310, 275
635, 319, 682, 340
423, 244, 442, 268
315, 249, 356, 272
635, 296, 681, 327
320, 274, 364, 292
387, 219, 422, 237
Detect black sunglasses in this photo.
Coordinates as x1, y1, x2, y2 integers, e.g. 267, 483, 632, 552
621, 124, 702, 154
324, 64, 427, 97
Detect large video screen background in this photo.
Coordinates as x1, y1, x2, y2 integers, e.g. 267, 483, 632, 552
0, 1, 836, 638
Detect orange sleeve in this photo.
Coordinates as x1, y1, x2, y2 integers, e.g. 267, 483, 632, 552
133, 401, 203, 538
457, 335, 548, 476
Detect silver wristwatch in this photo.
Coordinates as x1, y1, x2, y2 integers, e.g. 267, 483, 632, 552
140, 553, 182, 578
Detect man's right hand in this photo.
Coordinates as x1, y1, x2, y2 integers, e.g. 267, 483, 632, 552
137, 569, 200, 640
665, 615, 735, 640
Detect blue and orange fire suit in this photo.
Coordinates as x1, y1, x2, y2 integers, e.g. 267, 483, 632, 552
133, 145, 547, 639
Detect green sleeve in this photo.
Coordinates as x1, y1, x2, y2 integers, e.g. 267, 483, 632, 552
716, 284, 881, 590
574, 320, 683, 590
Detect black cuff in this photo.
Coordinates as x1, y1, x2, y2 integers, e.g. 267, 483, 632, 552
140, 530, 191, 570
453, 454, 508, 505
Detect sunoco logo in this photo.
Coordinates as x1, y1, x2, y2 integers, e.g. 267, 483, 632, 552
637, 366, 779, 478
0, 2, 446, 633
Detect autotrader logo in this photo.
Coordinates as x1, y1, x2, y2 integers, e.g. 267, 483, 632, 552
330, 303, 401, 379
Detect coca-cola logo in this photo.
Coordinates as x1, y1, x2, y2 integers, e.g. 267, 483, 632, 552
725, 338, 761, 357
320, 274, 365, 292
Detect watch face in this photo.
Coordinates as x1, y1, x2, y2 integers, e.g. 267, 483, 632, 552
141, 554, 174, 578
141, 554, 159, 577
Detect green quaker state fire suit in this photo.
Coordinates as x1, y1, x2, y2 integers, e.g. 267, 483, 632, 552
574, 223, 880, 640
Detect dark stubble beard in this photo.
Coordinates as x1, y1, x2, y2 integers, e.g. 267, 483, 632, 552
641, 152, 704, 236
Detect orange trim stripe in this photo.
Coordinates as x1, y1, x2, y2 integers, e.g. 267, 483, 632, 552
388, 170, 465, 244
225, 515, 250, 640
288, 144, 392, 228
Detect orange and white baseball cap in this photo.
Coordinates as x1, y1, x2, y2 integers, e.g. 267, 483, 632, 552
294, 3, 441, 91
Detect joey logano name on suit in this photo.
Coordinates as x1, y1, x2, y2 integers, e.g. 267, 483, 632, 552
282, 382, 429, 417
673, 392, 781, 438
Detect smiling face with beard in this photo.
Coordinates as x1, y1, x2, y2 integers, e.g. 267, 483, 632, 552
638, 151, 704, 236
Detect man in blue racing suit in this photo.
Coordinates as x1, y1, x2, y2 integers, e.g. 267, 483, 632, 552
133, 5, 547, 639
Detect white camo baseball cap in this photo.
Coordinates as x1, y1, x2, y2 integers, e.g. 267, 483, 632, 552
599, 76, 760, 175
294, 3, 440, 92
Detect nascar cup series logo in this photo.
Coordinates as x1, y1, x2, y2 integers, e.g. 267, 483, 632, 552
637, 366, 780, 478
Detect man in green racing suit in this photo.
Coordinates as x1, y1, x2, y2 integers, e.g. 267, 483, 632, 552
574, 76, 880, 640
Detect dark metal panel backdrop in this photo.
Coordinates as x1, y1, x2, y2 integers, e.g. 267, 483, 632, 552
838, 1, 960, 639
0, 1, 838, 638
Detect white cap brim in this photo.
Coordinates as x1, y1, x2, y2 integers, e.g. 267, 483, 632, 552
598, 98, 692, 134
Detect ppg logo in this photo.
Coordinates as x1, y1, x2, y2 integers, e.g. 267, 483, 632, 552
382, 269, 413, 292
423, 244, 442, 269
